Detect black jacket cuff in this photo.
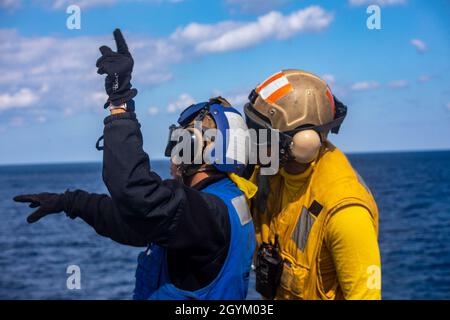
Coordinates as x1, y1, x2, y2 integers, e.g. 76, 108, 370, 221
104, 111, 137, 125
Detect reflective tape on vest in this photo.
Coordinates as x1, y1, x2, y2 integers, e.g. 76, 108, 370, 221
232, 195, 252, 226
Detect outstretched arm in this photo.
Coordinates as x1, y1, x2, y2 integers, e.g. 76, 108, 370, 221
14, 190, 150, 247
64, 190, 150, 246
14, 183, 230, 253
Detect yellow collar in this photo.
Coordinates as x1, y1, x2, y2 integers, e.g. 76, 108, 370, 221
279, 164, 314, 193
228, 173, 258, 199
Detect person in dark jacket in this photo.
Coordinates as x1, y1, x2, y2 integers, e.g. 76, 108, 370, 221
13, 29, 256, 300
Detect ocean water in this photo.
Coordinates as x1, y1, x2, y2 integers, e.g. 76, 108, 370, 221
0, 151, 449, 300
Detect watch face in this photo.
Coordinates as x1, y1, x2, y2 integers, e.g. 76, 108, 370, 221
109, 103, 127, 110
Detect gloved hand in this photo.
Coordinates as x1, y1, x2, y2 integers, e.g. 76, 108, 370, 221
13, 193, 65, 223
96, 28, 137, 108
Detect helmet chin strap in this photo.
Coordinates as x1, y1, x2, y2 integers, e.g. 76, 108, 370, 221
180, 164, 200, 185
176, 163, 217, 185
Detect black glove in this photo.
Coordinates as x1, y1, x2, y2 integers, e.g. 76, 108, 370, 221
13, 193, 66, 223
96, 28, 137, 108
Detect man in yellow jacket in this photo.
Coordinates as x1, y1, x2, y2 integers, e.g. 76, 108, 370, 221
244, 69, 381, 300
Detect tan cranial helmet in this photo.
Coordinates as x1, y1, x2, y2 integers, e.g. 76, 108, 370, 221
251, 69, 335, 133
245, 69, 346, 164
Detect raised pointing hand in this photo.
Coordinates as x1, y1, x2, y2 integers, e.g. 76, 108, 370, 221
96, 28, 137, 107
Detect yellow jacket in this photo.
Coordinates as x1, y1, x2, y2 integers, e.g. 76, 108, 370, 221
251, 142, 381, 299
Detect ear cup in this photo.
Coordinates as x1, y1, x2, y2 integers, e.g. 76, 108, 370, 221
188, 127, 204, 164
290, 130, 321, 164
171, 127, 204, 165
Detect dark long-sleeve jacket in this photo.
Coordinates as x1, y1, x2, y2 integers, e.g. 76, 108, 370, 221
63, 112, 231, 291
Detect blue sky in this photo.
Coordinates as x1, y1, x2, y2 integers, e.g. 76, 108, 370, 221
0, 0, 449, 165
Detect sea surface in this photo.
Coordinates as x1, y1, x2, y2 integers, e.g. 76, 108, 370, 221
0, 151, 449, 299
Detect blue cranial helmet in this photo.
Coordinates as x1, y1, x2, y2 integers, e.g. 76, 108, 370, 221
165, 97, 249, 175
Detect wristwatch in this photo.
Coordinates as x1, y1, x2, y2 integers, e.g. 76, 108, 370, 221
109, 102, 127, 112
108, 99, 135, 112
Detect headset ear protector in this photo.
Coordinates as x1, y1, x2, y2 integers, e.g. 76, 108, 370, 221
245, 92, 347, 164
164, 121, 207, 165
164, 98, 227, 167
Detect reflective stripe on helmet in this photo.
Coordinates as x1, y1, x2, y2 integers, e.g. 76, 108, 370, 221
256, 71, 293, 104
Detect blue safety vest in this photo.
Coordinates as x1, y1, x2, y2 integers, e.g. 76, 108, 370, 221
133, 177, 256, 300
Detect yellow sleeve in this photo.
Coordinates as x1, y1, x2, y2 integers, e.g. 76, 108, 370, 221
325, 205, 382, 300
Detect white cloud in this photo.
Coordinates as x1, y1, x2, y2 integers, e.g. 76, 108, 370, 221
226, 93, 249, 108
39, 83, 50, 93
167, 94, 196, 113
63, 108, 74, 117
388, 80, 409, 89
350, 81, 380, 91
0, 88, 39, 112
148, 106, 159, 115
0, 0, 21, 12
349, 0, 406, 6
410, 38, 427, 53
171, 21, 241, 44
0, 29, 176, 119
36, 116, 47, 123
1, 0, 115, 12
90, 91, 108, 106
210, 89, 251, 109
321, 74, 335, 85
418, 75, 432, 83
48, 0, 115, 9
0, 70, 24, 84
10, 116, 25, 127
0, 6, 334, 123
174, 6, 334, 53
225, 0, 288, 14
32, 0, 184, 10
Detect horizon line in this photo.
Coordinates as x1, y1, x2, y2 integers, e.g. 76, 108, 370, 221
0, 148, 449, 167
